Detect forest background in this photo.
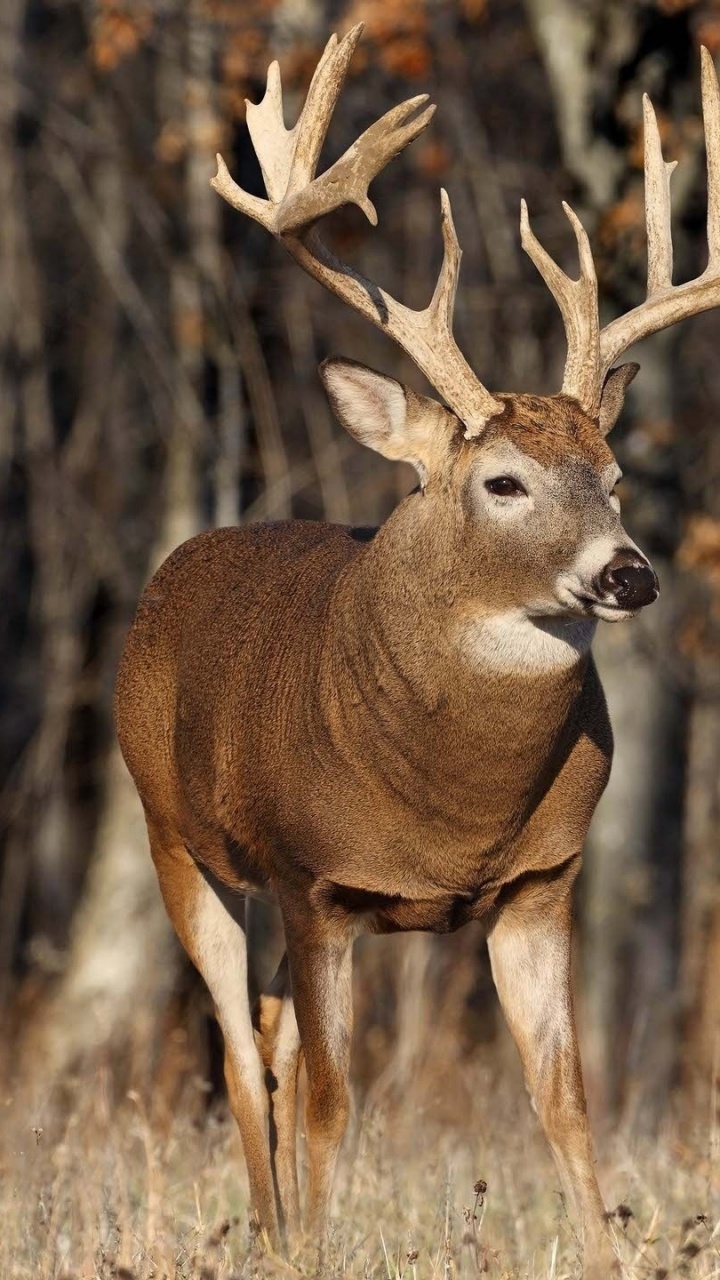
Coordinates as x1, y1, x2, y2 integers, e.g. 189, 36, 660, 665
1, 0, 719, 1276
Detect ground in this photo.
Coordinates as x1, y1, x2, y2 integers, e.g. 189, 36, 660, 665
1, 1046, 717, 1280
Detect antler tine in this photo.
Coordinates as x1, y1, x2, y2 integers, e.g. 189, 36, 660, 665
643, 93, 677, 295
599, 48, 720, 383
429, 190, 462, 336
212, 27, 504, 434
428, 189, 489, 439
244, 61, 289, 205
520, 199, 600, 413
702, 44, 720, 268
286, 25, 363, 194
212, 153, 275, 230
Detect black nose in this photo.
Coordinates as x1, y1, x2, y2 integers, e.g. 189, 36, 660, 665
597, 551, 659, 610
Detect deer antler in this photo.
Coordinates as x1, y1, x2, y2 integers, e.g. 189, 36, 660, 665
599, 47, 720, 383
522, 46, 720, 418
211, 23, 503, 436
520, 199, 600, 412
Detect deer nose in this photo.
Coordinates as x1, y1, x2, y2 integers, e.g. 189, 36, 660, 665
596, 551, 659, 609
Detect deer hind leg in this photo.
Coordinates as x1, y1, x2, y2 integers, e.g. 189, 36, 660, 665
487, 862, 615, 1280
254, 953, 302, 1247
146, 820, 280, 1249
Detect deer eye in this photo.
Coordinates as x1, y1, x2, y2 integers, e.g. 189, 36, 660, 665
485, 476, 526, 498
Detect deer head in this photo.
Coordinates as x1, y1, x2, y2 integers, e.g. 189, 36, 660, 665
318, 361, 658, 639
211, 27, 720, 632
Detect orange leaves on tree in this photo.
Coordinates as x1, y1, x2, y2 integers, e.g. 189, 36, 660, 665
415, 140, 452, 178
155, 123, 188, 165
379, 37, 431, 80
214, 0, 436, 125
597, 188, 646, 263
91, 3, 152, 72
676, 514, 720, 666
656, 0, 700, 13
205, 0, 278, 19
173, 305, 205, 353
678, 514, 720, 584
221, 21, 266, 101
343, 0, 431, 80
696, 15, 720, 53
459, 0, 487, 20
219, 11, 282, 117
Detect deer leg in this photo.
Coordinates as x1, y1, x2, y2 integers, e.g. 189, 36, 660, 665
487, 865, 615, 1279
280, 900, 353, 1253
254, 953, 302, 1247
146, 821, 280, 1249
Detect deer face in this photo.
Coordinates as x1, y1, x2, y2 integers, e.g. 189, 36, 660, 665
321, 360, 658, 636
459, 391, 658, 623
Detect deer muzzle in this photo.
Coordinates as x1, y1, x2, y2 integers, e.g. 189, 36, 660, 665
596, 551, 659, 611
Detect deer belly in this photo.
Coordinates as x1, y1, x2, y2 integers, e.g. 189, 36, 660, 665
322, 880, 498, 934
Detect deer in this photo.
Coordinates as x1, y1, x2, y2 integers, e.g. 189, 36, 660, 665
115, 25, 720, 1276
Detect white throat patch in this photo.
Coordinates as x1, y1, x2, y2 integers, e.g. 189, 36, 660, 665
459, 609, 596, 675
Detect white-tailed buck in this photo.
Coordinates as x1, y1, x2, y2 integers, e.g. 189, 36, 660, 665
116, 26, 720, 1275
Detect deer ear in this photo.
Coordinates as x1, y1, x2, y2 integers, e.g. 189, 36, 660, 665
598, 363, 639, 436
320, 357, 454, 487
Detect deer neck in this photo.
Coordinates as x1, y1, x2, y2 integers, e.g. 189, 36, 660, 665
327, 493, 595, 767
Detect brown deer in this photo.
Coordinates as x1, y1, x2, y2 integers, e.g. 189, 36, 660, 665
116, 26, 720, 1275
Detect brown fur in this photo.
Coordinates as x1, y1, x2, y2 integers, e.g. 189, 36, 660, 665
116, 383, 649, 1274
482, 393, 616, 470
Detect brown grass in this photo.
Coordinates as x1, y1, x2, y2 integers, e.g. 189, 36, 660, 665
1, 1047, 718, 1280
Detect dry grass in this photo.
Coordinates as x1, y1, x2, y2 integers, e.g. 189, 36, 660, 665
1, 1052, 718, 1280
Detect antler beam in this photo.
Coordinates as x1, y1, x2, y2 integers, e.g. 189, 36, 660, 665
211, 23, 503, 436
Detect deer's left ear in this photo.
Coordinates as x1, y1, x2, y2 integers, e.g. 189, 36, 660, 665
319, 357, 455, 487
598, 363, 640, 436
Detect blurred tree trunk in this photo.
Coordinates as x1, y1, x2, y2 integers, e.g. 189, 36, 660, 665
0, 0, 97, 991
39, 2, 218, 1080
680, 697, 720, 1102
0, 0, 33, 1002
39, 747, 179, 1078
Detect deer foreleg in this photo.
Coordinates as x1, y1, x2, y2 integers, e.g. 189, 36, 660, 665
280, 898, 353, 1255
487, 862, 616, 1278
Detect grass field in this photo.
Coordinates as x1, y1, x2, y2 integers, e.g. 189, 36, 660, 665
2, 1049, 718, 1280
